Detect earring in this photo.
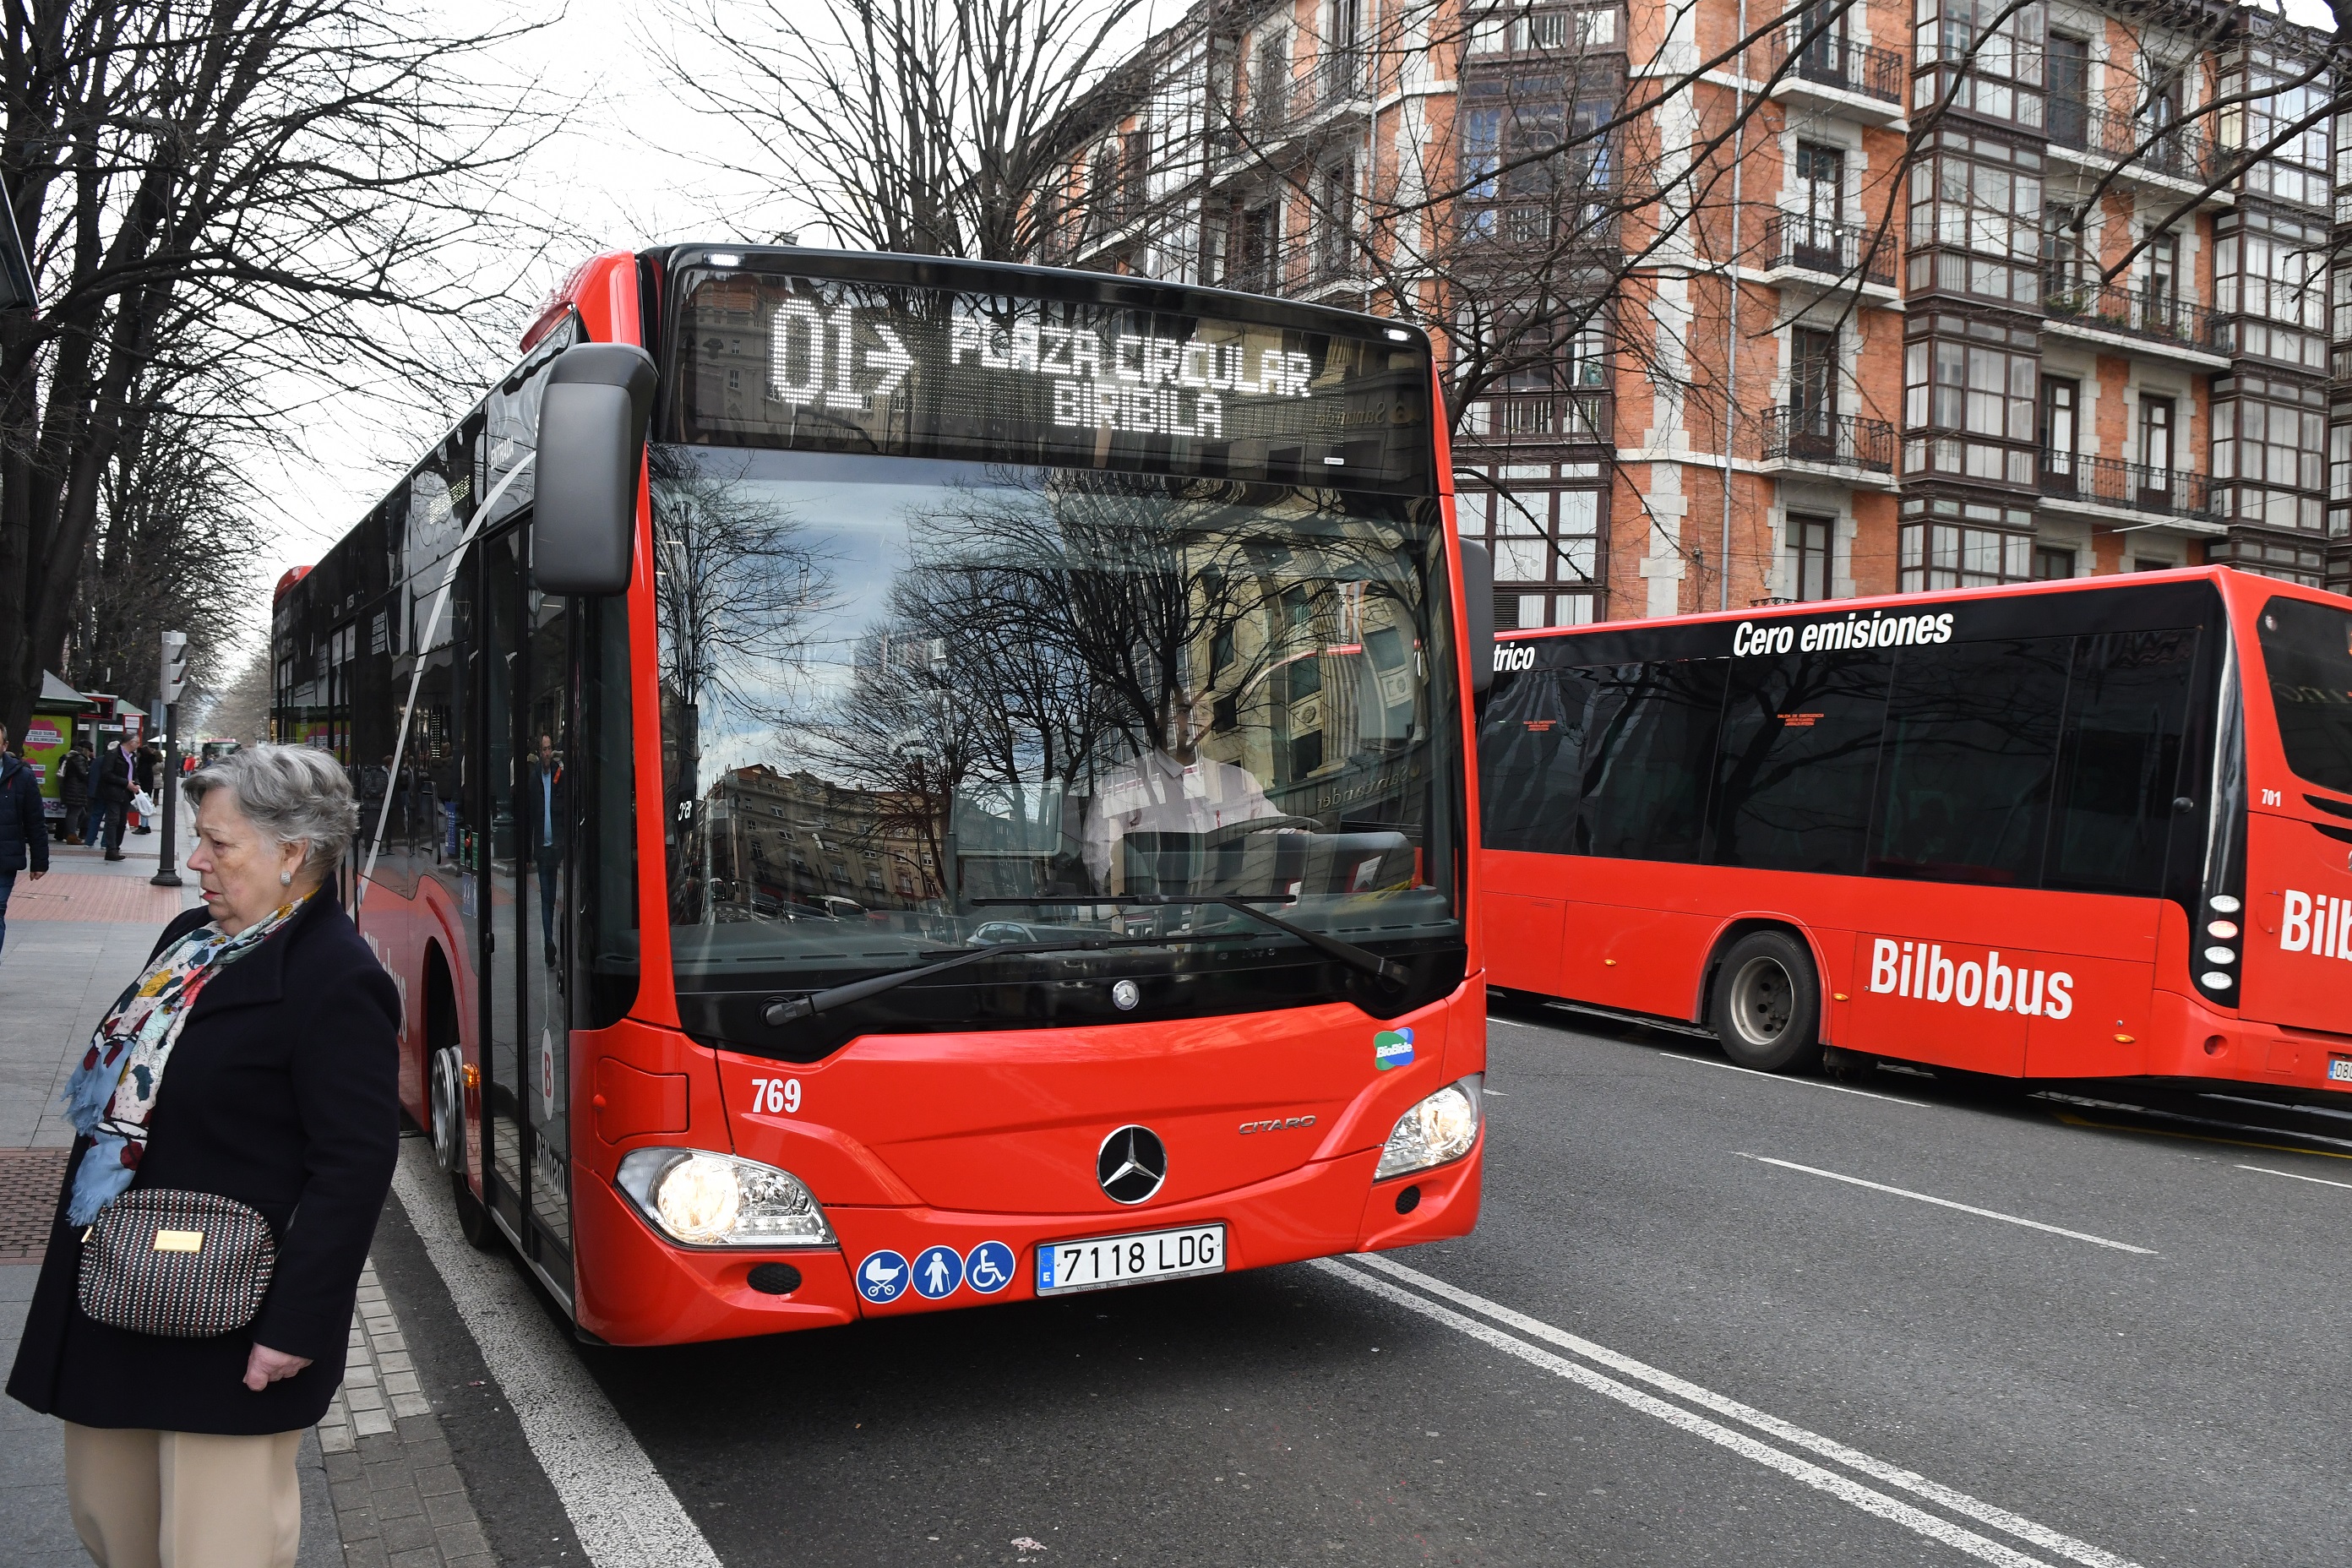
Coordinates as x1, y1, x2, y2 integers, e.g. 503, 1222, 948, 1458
280, 871, 293, 886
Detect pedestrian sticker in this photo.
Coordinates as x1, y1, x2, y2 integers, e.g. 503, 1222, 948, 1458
858, 1250, 910, 1304
1374, 1027, 1414, 1070
912, 1244, 963, 1299
965, 1240, 1016, 1295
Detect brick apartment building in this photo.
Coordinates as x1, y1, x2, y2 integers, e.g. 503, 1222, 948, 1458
1040, 0, 2347, 626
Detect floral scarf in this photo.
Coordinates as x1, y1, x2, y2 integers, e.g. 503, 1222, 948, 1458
62, 896, 309, 1226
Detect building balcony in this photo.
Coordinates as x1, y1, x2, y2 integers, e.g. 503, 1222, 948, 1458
1462, 391, 1611, 445
1759, 406, 1897, 482
2042, 280, 2230, 367
1759, 210, 1897, 293
2038, 451, 2218, 526
2046, 101, 2226, 204
1764, 27, 1905, 126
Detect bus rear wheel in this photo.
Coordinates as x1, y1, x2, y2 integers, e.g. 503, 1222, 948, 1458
430, 1044, 498, 1251
1711, 931, 1823, 1074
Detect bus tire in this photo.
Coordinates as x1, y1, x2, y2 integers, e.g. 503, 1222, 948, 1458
1710, 930, 1823, 1074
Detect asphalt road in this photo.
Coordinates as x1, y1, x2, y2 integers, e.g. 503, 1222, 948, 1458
371, 1003, 2352, 1568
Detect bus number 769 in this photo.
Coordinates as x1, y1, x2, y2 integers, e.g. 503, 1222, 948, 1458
748, 1078, 802, 1115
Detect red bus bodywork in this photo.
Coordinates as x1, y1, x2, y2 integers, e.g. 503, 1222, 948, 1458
343, 252, 1488, 1344
1481, 568, 2352, 1098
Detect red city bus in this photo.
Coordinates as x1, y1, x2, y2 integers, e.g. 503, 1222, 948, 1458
1478, 568, 2352, 1097
271, 248, 1490, 1344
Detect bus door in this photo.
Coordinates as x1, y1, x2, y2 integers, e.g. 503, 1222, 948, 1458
477, 523, 576, 1279
479, 529, 529, 1243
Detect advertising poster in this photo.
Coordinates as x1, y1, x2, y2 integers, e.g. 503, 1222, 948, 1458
21, 712, 69, 817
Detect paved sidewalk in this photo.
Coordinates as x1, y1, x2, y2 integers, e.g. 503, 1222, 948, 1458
1, 825, 499, 1568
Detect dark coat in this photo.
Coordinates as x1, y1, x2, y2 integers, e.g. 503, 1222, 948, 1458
58, 748, 91, 807
95, 743, 136, 806
0, 754, 49, 875
6, 888, 400, 1434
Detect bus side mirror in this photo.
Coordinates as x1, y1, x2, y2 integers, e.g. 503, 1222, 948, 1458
534, 343, 658, 596
1458, 538, 1495, 694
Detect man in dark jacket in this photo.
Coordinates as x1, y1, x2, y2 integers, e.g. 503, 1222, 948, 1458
94, 735, 137, 861
57, 741, 90, 845
133, 742, 160, 833
525, 732, 565, 966
0, 724, 52, 959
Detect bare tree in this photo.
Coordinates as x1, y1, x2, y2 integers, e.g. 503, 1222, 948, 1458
649, 0, 1150, 259
0, 0, 558, 742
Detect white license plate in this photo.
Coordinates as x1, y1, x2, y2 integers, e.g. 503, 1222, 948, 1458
2330, 1058, 2352, 1084
1036, 1223, 1226, 1295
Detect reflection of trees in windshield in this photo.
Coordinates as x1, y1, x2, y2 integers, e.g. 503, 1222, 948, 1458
814, 468, 1433, 903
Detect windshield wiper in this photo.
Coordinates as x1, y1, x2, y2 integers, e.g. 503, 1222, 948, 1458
761, 898, 1409, 1025
972, 895, 1411, 988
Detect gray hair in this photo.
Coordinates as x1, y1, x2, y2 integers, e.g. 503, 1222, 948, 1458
183, 743, 360, 876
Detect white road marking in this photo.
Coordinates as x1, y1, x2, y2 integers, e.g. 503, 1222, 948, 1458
2235, 1162, 2352, 1193
1740, 1155, 2156, 1255
1661, 1051, 1930, 1107
1334, 1255, 2141, 1568
1320, 1260, 2080, 1568
391, 1143, 725, 1568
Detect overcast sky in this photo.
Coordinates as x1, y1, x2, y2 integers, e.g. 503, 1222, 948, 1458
240, 0, 2336, 645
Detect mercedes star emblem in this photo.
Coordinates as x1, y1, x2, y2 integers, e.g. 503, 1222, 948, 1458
1097, 1124, 1168, 1204
1111, 978, 1141, 1010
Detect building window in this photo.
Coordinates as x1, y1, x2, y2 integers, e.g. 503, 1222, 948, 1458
1456, 461, 1605, 595
1898, 497, 2033, 593
1791, 326, 1839, 430
2042, 203, 2086, 301
2212, 372, 2328, 531
2044, 33, 2088, 145
2040, 377, 2077, 481
1912, 0, 2046, 129
1791, 514, 1835, 601
1903, 317, 2037, 485
2217, 208, 2329, 371
2218, 48, 2333, 210
1905, 132, 2043, 306
1795, 142, 1843, 224
2032, 545, 2076, 579
2139, 395, 2175, 477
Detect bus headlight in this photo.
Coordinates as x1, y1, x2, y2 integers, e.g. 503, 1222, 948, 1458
1375, 1076, 1482, 1179
615, 1149, 836, 1248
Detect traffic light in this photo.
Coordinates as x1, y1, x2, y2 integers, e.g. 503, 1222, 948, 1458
160, 630, 189, 705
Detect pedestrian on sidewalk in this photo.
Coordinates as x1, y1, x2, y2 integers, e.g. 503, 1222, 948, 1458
0, 722, 52, 958
60, 740, 92, 845
132, 743, 159, 834
94, 735, 136, 861
7, 743, 400, 1568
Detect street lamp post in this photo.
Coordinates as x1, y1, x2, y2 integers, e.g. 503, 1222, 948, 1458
152, 630, 188, 888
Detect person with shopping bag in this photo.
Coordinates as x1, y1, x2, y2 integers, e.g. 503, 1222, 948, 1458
7, 744, 400, 1568
94, 738, 137, 862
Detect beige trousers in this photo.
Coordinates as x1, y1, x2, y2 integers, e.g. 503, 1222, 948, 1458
62, 1423, 302, 1568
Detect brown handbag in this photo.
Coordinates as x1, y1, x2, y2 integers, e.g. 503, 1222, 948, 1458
76, 1188, 277, 1339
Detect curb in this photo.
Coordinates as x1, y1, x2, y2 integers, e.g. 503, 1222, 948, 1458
317, 1259, 496, 1568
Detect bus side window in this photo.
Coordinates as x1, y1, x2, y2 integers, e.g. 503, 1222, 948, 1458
1710, 648, 1892, 876
1871, 636, 2070, 886
2046, 629, 2199, 896
1478, 662, 1600, 852
1577, 659, 1727, 863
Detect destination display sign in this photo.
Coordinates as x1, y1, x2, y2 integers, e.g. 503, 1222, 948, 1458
667, 264, 1434, 493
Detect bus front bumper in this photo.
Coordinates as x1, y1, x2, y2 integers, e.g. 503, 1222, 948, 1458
571, 1136, 1483, 1347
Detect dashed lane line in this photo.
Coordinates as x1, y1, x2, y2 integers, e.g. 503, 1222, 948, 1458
1740, 1154, 2158, 1255
1660, 1051, 1933, 1107
390, 1143, 724, 1568
1327, 1254, 2142, 1568
2235, 1162, 2352, 1193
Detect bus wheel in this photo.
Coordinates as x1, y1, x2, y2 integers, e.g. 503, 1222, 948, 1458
1711, 931, 1823, 1074
430, 1046, 498, 1251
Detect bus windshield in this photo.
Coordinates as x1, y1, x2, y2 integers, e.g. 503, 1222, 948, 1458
2257, 595, 2352, 795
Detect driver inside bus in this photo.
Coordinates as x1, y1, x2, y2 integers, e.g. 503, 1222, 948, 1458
1081, 724, 1282, 896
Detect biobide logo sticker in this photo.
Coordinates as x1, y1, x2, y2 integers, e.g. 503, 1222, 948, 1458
1374, 1028, 1415, 1070
1866, 939, 2074, 1018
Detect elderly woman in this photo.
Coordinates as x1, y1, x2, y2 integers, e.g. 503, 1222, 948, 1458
7, 744, 399, 1568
